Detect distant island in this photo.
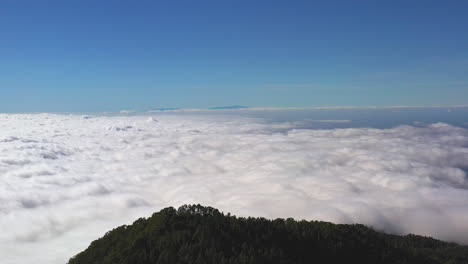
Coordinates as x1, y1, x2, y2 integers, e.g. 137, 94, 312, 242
209, 105, 249, 110
148, 106, 249, 111
150, 108, 180, 111
68, 205, 468, 264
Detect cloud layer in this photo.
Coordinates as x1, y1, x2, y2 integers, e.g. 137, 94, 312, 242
1, 113, 468, 264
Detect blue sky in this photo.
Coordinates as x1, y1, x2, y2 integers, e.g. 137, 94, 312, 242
1, 0, 467, 112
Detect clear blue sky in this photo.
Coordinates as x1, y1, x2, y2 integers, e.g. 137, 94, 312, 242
1, 0, 467, 112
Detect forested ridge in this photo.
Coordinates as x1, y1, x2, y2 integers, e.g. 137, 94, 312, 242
68, 205, 468, 264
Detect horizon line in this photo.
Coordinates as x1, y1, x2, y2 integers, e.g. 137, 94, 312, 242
1, 104, 468, 115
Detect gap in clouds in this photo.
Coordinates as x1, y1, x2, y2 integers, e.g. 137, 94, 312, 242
0, 108, 467, 264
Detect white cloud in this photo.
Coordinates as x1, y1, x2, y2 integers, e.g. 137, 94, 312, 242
0, 113, 467, 264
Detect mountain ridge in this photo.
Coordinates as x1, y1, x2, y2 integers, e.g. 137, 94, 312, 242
68, 204, 468, 264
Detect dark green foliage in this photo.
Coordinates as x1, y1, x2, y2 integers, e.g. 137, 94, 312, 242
68, 204, 468, 264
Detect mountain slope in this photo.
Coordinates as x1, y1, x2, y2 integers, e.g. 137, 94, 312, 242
68, 205, 468, 264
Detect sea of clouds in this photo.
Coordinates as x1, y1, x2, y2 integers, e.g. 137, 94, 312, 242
1, 113, 468, 264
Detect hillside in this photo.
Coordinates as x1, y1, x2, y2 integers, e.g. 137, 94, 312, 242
68, 205, 468, 264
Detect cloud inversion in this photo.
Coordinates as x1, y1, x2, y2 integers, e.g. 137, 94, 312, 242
0, 113, 467, 264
